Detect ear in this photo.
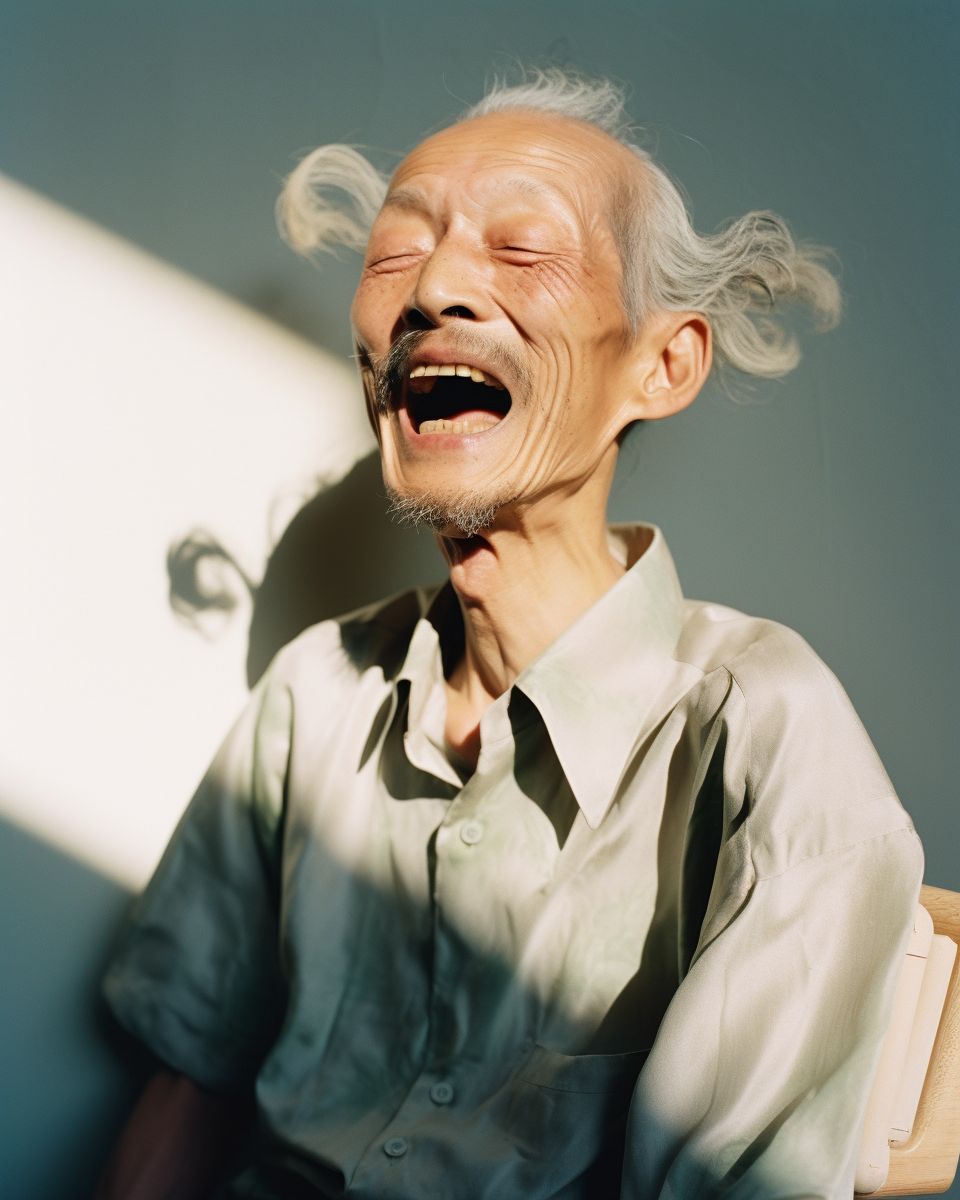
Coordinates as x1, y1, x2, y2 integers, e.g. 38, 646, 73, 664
632, 312, 712, 421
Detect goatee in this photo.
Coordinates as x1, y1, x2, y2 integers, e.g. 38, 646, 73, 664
385, 486, 510, 538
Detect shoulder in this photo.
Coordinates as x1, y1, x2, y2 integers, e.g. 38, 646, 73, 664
231, 585, 437, 821
679, 597, 866, 738
676, 599, 848, 742
678, 599, 917, 876
264, 583, 438, 697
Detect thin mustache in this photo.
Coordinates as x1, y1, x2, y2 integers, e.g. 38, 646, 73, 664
367, 329, 532, 414
371, 331, 427, 415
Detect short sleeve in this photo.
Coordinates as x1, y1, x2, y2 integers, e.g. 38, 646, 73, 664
102, 670, 293, 1092
621, 628, 925, 1198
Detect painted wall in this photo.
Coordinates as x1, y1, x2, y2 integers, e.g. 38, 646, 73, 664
0, 2, 956, 1195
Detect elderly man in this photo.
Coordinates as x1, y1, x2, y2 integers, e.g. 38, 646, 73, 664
99, 70, 922, 1199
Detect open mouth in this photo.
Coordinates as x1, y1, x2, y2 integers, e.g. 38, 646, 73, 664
405, 363, 512, 435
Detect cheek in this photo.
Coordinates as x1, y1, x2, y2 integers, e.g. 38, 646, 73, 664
500, 260, 627, 347
351, 278, 404, 348
501, 260, 586, 315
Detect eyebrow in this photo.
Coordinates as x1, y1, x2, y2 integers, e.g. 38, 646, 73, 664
381, 175, 564, 215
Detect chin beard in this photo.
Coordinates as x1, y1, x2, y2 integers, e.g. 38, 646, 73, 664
385, 485, 513, 538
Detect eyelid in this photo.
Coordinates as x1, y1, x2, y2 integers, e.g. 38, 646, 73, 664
365, 252, 425, 273
494, 246, 549, 264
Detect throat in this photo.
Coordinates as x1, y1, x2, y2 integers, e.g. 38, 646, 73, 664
443, 520, 628, 701
443, 683, 483, 774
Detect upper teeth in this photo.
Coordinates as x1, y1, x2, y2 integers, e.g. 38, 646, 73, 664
409, 363, 504, 389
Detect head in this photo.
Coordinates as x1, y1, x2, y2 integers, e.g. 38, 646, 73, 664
279, 69, 841, 538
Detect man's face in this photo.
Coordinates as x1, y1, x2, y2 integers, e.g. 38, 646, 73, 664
350, 111, 642, 535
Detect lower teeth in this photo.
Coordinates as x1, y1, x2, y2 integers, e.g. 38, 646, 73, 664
419, 417, 499, 435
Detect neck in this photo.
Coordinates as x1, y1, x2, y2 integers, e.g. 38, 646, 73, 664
439, 482, 623, 760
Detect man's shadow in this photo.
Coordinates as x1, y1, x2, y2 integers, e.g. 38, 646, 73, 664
167, 451, 445, 686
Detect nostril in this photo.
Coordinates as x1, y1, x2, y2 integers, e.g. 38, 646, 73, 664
404, 307, 435, 332
441, 305, 475, 319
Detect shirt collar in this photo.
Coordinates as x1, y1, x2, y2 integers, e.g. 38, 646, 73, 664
514, 524, 693, 828
396, 523, 694, 828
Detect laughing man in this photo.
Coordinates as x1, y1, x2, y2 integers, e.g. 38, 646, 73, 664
99, 70, 923, 1199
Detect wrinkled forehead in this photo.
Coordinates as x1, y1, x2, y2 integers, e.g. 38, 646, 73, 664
384, 112, 634, 233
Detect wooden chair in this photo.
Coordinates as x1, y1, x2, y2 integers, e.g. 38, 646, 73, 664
855, 885, 960, 1196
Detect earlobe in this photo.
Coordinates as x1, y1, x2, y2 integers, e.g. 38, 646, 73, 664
636, 313, 712, 421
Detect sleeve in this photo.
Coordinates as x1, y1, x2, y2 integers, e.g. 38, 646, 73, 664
621, 633, 925, 1199
102, 669, 293, 1093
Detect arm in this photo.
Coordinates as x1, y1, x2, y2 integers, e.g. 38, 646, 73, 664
101, 672, 292, 1115
622, 634, 924, 1198
96, 1068, 252, 1200
621, 829, 922, 1199
98, 673, 293, 1195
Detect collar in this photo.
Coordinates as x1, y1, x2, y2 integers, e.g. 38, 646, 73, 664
514, 524, 694, 828
396, 523, 696, 827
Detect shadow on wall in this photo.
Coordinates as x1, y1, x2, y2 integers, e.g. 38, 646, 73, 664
168, 451, 446, 687
0, 817, 152, 1199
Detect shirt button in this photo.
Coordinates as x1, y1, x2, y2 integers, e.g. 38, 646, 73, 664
429, 1080, 455, 1105
460, 820, 484, 845
383, 1136, 408, 1158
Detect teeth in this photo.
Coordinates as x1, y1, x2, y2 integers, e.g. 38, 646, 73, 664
419, 416, 501, 435
407, 363, 504, 389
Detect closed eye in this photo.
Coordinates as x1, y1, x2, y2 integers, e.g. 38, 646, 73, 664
365, 253, 425, 273
495, 247, 549, 265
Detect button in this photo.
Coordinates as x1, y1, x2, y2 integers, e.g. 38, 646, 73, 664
429, 1080, 455, 1105
460, 820, 483, 845
383, 1136, 408, 1158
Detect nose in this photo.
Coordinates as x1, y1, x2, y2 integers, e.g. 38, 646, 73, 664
402, 236, 489, 331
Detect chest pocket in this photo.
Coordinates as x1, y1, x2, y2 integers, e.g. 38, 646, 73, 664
518, 1043, 649, 1093
499, 1044, 650, 1193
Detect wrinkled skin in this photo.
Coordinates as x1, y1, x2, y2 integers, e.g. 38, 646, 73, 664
350, 111, 711, 760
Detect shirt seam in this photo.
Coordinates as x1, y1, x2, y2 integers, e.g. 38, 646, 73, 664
752, 821, 918, 884
725, 670, 917, 885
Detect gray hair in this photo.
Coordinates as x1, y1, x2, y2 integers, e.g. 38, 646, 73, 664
277, 68, 841, 379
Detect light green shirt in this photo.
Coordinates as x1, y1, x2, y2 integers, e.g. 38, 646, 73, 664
103, 524, 923, 1199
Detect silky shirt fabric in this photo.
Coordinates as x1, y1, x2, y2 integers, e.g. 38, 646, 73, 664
103, 524, 923, 1199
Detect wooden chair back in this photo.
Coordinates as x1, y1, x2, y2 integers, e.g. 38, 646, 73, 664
858, 885, 960, 1196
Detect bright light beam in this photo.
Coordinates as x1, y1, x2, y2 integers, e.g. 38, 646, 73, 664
0, 175, 374, 889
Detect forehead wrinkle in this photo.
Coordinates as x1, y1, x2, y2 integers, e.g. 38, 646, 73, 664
391, 117, 623, 205
380, 186, 432, 217
379, 115, 638, 288
386, 162, 573, 206
383, 162, 604, 248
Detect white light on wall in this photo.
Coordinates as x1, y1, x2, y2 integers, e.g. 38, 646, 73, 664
0, 175, 374, 890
